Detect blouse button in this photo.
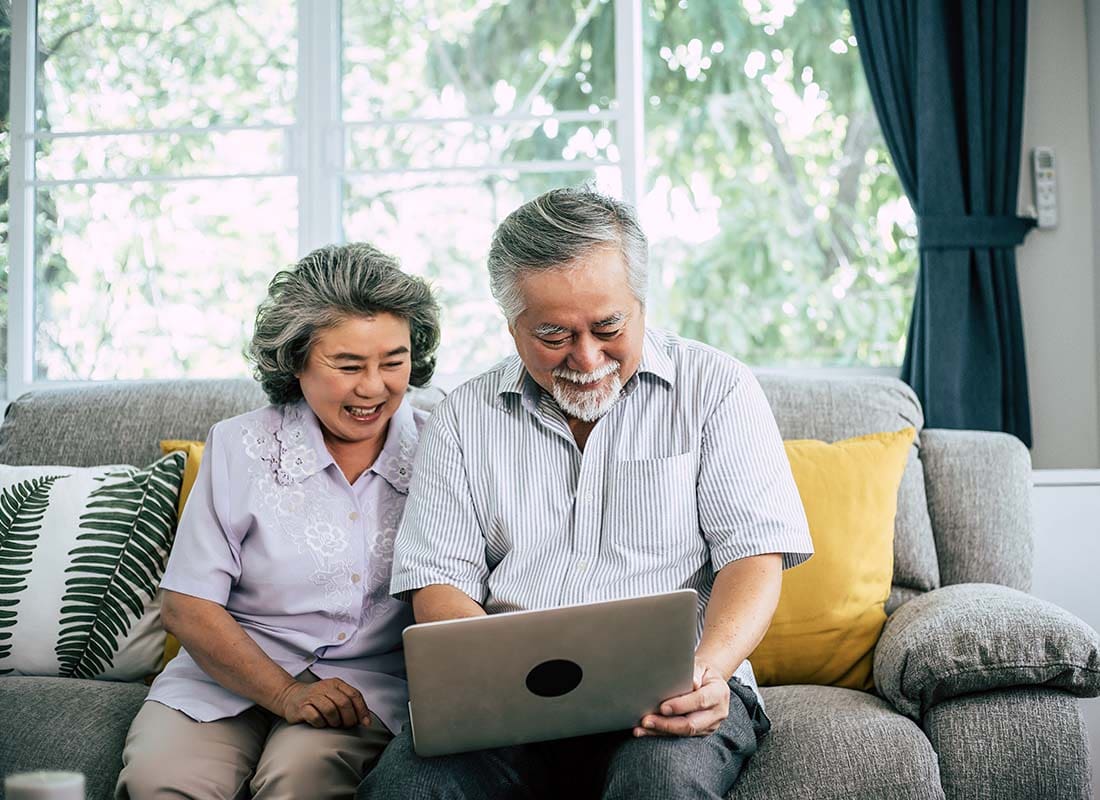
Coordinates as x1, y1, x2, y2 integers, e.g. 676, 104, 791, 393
337, 632, 347, 641
349, 511, 359, 522
352, 573, 361, 584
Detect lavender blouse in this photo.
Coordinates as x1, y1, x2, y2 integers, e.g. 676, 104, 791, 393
147, 398, 425, 734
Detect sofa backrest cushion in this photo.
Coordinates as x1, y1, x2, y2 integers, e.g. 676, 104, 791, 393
756, 375, 940, 606
1, 375, 938, 610
0, 379, 267, 468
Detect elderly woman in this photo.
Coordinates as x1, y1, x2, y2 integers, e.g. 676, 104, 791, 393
116, 243, 440, 800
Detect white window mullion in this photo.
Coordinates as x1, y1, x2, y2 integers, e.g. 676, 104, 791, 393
8, 0, 37, 398
615, 0, 644, 208
296, 0, 344, 256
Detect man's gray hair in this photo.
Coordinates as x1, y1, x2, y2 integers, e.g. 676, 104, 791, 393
487, 186, 649, 323
248, 243, 441, 405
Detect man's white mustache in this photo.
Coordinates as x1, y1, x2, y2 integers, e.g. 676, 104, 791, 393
551, 361, 620, 385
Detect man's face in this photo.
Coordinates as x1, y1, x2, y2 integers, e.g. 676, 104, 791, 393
509, 245, 645, 422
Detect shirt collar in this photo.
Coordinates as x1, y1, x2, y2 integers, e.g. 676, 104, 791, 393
274, 401, 334, 486
368, 399, 418, 494
494, 356, 532, 408
635, 327, 676, 388
275, 399, 418, 493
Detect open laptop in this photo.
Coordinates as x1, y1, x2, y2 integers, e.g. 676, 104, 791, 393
403, 589, 697, 757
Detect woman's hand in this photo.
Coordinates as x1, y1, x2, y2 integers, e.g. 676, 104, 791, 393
274, 677, 372, 728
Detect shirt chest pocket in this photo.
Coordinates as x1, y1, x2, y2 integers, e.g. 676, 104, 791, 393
603, 451, 699, 551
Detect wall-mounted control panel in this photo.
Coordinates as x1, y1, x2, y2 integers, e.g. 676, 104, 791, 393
1031, 146, 1058, 229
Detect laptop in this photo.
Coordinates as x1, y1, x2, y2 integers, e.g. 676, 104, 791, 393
403, 589, 698, 757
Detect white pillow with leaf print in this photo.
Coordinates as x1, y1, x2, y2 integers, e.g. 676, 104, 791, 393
0, 452, 186, 680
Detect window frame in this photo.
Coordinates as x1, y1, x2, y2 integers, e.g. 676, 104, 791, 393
6, 0, 894, 400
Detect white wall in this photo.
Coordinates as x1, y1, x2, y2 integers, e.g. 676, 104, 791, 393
1017, 0, 1100, 469
1031, 472, 1100, 799
1089, 0, 1100, 471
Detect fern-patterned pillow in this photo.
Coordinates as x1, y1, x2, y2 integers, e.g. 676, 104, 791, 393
0, 452, 185, 680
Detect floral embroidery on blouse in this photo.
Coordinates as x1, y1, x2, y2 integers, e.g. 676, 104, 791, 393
239, 405, 353, 621
238, 400, 420, 629
310, 560, 359, 625
304, 519, 349, 558
362, 496, 404, 623
274, 405, 319, 486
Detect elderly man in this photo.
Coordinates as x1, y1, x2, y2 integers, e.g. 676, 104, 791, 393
358, 187, 813, 800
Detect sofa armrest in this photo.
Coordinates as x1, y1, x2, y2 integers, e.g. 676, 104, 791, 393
920, 429, 1032, 590
922, 686, 1092, 800
873, 583, 1100, 720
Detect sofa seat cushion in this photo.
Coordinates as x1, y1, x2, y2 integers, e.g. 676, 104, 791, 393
757, 375, 939, 604
733, 685, 945, 800
0, 676, 148, 800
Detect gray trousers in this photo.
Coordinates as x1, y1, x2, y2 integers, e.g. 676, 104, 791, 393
358, 678, 769, 800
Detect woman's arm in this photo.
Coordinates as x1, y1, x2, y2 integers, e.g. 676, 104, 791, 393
162, 590, 370, 728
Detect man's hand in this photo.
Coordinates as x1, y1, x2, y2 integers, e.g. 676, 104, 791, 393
274, 677, 372, 729
633, 660, 730, 738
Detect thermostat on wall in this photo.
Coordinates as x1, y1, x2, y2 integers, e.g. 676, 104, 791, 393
1031, 147, 1058, 229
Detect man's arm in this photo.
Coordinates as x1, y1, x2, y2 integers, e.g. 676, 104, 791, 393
695, 553, 783, 679
638, 368, 809, 738
411, 583, 488, 623
635, 554, 782, 738
390, 401, 492, 611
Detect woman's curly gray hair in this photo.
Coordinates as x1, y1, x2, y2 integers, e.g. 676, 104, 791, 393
248, 243, 441, 405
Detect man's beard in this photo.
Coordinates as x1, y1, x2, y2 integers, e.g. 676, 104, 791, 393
550, 361, 623, 422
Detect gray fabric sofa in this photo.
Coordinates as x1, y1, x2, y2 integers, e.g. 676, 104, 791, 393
1, 376, 1097, 800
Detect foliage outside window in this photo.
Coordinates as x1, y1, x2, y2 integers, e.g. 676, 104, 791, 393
1, 0, 916, 392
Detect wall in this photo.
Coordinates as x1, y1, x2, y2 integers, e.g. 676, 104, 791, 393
1017, 0, 1100, 468
1089, 0, 1100, 471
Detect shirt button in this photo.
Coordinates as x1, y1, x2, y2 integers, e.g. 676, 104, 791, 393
349, 511, 359, 521
352, 573, 361, 584
337, 632, 347, 641
577, 560, 588, 572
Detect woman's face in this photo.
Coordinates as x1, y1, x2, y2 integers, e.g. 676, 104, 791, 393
296, 313, 413, 448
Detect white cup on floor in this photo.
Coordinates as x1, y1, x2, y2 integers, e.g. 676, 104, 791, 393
4, 771, 84, 800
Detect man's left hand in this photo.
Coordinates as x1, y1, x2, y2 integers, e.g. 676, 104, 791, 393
633, 659, 730, 738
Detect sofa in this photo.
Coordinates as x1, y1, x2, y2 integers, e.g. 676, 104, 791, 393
0, 376, 1097, 800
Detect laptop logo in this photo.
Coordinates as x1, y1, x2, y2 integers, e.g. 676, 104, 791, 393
525, 659, 583, 697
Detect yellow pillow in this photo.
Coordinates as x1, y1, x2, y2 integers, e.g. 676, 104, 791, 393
749, 426, 915, 691
160, 439, 205, 518
157, 439, 206, 670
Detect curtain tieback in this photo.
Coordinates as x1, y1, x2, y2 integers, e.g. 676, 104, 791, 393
918, 214, 1037, 249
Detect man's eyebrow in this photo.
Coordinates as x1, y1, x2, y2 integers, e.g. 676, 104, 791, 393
383, 346, 411, 357
593, 313, 626, 327
533, 323, 570, 336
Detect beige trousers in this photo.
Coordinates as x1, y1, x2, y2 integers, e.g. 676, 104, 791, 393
115, 678, 392, 800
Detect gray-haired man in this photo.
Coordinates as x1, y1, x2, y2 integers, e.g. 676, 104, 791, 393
358, 187, 813, 799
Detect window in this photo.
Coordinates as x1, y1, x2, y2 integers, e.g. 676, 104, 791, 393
4, 0, 915, 398
643, 0, 916, 366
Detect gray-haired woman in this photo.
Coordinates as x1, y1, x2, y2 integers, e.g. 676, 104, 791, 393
116, 243, 440, 800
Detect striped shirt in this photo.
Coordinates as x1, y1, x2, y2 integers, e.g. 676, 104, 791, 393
390, 327, 813, 700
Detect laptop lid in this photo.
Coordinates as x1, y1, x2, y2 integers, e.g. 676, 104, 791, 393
404, 589, 697, 757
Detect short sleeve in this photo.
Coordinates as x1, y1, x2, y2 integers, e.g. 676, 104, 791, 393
390, 401, 490, 605
698, 369, 814, 572
159, 423, 244, 605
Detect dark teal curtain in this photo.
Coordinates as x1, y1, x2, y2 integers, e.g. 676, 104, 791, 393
849, 0, 1035, 445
